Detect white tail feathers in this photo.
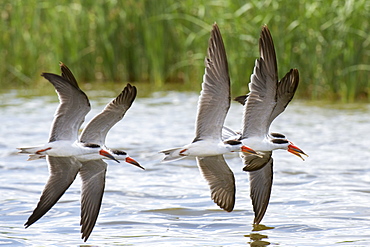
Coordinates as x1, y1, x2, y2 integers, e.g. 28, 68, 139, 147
159, 147, 186, 162
17, 146, 43, 154
17, 146, 47, 161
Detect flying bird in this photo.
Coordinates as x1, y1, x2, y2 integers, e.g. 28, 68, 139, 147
160, 23, 257, 212
224, 25, 307, 224
18, 63, 143, 241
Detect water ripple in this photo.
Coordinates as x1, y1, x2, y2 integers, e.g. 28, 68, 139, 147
1, 93, 370, 246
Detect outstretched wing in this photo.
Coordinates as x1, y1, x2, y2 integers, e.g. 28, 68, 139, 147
241, 25, 278, 139
79, 83, 137, 145
194, 23, 230, 141
43, 67, 90, 142
24, 156, 81, 228
267, 68, 299, 127
60, 62, 79, 88
235, 68, 299, 128
79, 160, 107, 242
196, 155, 235, 212
242, 151, 273, 224
238, 27, 299, 136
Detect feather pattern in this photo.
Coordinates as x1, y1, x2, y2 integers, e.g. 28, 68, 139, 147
43, 73, 91, 142
80, 84, 137, 145
196, 155, 235, 212
79, 160, 107, 242
194, 23, 230, 142
247, 155, 273, 224
241, 26, 278, 139
24, 156, 82, 228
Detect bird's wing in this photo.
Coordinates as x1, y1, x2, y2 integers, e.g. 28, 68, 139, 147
194, 23, 230, 141
79, 83, 137, 145
267, 68, 299, 127
196, 155, 235, 212
242, 151, 273, 224
79, 159, 107, 242
235, 69, 299, 128
60, 62, 79, 88
222, 126, 240, 141
234, 94, 248, 105
241, 25, 278, 139
42, 71, 91, 142
24, 156, 82, 228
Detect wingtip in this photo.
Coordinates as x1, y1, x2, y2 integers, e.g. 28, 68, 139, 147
292, 68, 300, 87
292, 68, 299, 78
80, 222, 94, 242
41, 72, 54, 79
211, 187, 235, 213
234, 95, 248, 105
81, 234, 89, 242
259, 25, 274, 48
210, 22, 222, 41
216, 199, 235, 213
253, 216, 262, 225
284, 68, 300, 90
24, 217, 37, 229
212, 195, 235, 212
224, 205, 234, 212
124, 82, 137, 94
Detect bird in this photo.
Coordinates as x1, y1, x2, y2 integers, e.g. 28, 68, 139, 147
18, 62, 143, 242
223, 25, 308, 224
160, 23, 258, 212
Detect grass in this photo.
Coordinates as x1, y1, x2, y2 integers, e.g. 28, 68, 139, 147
1, 0, 369, 102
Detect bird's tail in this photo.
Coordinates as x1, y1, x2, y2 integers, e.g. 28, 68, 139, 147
159, 147, 186, 162
17, 146, 42, 154
17, 146, 47, 161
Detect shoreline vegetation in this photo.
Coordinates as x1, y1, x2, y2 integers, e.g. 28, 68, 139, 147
1, 1, 369, 102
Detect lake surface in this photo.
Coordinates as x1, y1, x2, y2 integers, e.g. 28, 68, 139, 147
1, 89, 370, 246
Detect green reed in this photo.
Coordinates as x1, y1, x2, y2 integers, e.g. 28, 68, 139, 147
1, 0, 369, 102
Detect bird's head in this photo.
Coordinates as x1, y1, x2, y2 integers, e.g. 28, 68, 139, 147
99, 149, 144, 170
270, 134, 307, 160
224, 140, 258, 155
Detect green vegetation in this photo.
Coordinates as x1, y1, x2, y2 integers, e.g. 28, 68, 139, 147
1, 0, 369, 102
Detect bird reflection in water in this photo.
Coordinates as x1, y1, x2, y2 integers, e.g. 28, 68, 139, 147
245, 224, 274, 246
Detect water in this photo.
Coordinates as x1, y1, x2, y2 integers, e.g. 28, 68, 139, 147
1, 90, 370, 246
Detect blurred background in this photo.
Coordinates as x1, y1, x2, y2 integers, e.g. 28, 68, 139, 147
0, 0, 369, 101
1, 1, 370, 246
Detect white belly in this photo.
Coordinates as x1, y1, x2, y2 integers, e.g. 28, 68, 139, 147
241, 137, 272, 151
45, 141, 99, 159
183, 139, 237, 157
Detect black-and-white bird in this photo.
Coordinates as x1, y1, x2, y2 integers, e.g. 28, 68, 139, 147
18, 63, 143, 241
224, 25, 307, 224
160, 24, 257, 212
